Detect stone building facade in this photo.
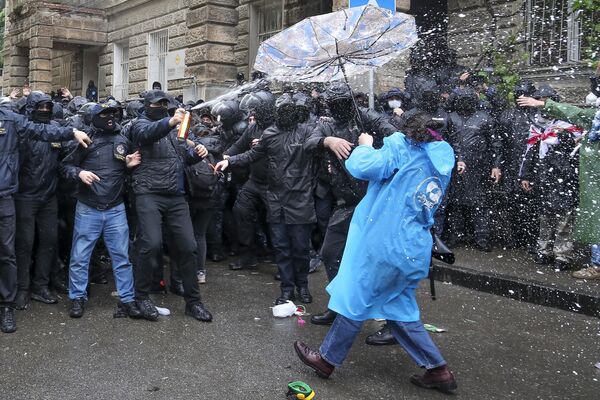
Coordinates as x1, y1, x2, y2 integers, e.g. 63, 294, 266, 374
1, 0, 595, 102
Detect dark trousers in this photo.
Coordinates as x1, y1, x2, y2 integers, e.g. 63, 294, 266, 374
270, 223, 312, 292
134, 194, 201, 305
320, 206, 354, 282
233, 180, 267, 256
314, 192, 334, 248
0, 197, 17, 306
447, 204, 490, 245
190, 206, 214, 274
15, 197, 58, 292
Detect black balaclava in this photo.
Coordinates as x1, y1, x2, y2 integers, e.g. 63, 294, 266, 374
146, 105, 168, 121
32, 102, 53, 123
92, 112, 116, 132
325, 82, 355, 122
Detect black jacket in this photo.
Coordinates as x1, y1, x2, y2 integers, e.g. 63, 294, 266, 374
447, 109, 500, 205
0, 109, 75, 198
314, 109, 397, 207
60, 128, 131, 210
225, 123, 268, 186
520, 136, 579, 213
129, 113, 200, 196
187, 130, 226, 209
228, 123, 322, 224
496, 106, 536, 193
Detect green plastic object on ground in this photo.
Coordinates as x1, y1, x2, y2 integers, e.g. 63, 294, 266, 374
287, 381, 315, 400
424, 323, 447, 333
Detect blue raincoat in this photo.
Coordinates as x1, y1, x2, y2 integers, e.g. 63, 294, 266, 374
327, 132, 454, 322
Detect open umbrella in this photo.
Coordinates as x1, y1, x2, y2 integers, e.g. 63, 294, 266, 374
253, 1, 418, 83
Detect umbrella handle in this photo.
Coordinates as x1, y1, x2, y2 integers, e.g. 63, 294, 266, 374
338, 59, 366, 132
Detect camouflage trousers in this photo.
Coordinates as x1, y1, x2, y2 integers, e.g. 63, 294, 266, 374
537, 210, 575, 262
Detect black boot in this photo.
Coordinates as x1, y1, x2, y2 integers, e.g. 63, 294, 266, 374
169, 280, 185, 297
229, 255, 258, 270
185, 303, 213, 322
310, 309, 337, 325
0, 307, 16, 333
121, 301, 142, 319
136, 299, 159, 321
31, 287, 58, 304
15, 290, 29, 310
365, 323, 398, 346
297, 287, 313, 304
275, 290, 295, 305
69, 298, 85, 318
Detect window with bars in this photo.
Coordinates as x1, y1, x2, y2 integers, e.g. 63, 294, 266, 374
148, 29, 169, 90
257, 1, 284, 44
113, 43, 129, 101
526, 0, 596, 66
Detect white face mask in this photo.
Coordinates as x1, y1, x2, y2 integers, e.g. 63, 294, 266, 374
388, 100, 402, 109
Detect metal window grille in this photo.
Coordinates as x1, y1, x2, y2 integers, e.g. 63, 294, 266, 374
526, 0, 584, 65
149, 29, 169, 90
114, 43, 129, 101
257, 1, 284, 44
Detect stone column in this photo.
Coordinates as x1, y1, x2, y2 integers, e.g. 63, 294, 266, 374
3, 44, 30, 90
28, 27, 54, 93
332, 0, 348, 11
185, 0, 239, 100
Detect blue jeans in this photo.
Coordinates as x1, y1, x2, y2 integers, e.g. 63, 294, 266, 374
320, 315, 446, 369
69, 202, 134, 303
592, 244, 600, 267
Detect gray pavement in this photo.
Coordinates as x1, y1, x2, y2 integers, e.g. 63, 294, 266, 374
1, 261, 599, 400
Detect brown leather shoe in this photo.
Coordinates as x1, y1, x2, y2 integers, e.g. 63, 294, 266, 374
410, 366, 457, 394
293, 341, 334, 379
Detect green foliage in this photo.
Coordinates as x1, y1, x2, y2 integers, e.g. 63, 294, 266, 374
573, 0, 599, 68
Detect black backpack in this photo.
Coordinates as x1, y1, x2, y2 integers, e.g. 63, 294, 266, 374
186, 153, 221, 198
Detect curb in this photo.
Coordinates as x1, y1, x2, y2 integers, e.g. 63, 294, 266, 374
432, 263, 600, 318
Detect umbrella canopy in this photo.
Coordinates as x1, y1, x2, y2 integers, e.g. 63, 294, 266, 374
253, 2, 418, 82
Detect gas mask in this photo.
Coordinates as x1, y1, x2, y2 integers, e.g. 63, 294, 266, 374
328, 98, 354, 122
275, 105, 298, 129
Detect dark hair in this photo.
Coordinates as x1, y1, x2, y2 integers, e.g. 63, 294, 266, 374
403, 111, 438, 143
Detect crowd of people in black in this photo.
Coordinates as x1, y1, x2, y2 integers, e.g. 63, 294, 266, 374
1, 44, 599, 338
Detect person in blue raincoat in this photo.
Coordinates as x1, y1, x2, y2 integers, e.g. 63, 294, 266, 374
294, 111, 458, 394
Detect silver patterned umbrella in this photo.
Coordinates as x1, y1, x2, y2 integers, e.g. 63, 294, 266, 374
253, 1, 418, 83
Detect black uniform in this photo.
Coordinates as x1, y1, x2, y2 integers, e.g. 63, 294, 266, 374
129, 112, 205, 308
0, 109, 75, 309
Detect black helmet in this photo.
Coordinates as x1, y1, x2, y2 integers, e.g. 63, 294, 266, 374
125, 100, 143, 120
324, 81, 352, 103
67, 96, 88, 115
79, 102, 98, 125
514, 80, 537, 98
274, 93, 298, 128
239, 90, 275, 126
211, 100, 242, 127
533, 84, 560, 102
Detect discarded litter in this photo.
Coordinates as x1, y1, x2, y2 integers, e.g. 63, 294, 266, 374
156, 307, 170, 316
287, 381, 314, 400
424, 324, 447, 333
271, 302, 307, 318
595, 362, 600, 369
297, 317, 306, 326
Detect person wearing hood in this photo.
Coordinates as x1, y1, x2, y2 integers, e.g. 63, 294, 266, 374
0, 97, 91, 333
86, 81, 98, 102
215, 93, 324, 305
293, 111, 457, 394
309, 82, 396, 326
517, 86, 583, 271
445, 87, 500, 252
13, 92, 66, 310
129, 90, 213, 322
209, 99, 248, 261
225, 90, 275, 270
493, 81, 540, 249
60, 104, 143, 319
380, 88, 409, 130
